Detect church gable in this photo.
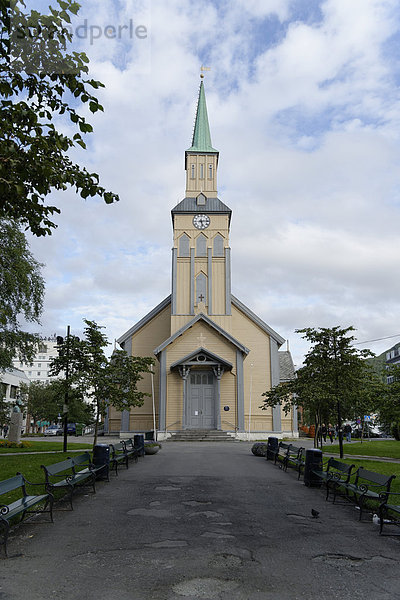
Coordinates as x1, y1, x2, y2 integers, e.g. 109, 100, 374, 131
154, 312, 249, 358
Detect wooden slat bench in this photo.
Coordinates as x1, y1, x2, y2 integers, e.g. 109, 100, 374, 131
121, 439, 139, 463
311, 457, 355, 501
274, 442, 292, 470
285, 445, 306, 479
41, 455, 97, 510
0, 474, 54, 557
338, 467, 396, 521
109, 443, 129, 474
379, 491, 400, 535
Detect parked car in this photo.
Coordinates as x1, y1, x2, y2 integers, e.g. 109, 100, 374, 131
44, 425, 63, 436
66, 423, 76, 435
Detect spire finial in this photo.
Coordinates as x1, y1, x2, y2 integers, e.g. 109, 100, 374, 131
200, 65, 211, 79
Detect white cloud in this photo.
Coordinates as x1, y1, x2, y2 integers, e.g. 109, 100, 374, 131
24, 0, 400, 367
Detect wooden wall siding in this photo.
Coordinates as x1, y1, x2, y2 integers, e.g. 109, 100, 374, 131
166, 321, 237, 371
245, 415, 274, 431
129, 415, 156, 431
212, 259, 226, 314
166, 370, 183, 430
230, 304, 272, 417
173, 214, 229, 242
115, 304, 171, 429
176, 259, 191, 314
220, 370, 237, 430
185, 154, 218, 197
171, 314, 195, 335
282, 412, 294, 432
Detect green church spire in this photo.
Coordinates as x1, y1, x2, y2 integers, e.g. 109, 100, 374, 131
187, 80, 218, 153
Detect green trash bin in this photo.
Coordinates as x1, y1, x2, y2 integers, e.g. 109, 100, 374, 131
75, 423, 84, 436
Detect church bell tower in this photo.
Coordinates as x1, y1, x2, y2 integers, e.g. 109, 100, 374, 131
171, 78, 233, 335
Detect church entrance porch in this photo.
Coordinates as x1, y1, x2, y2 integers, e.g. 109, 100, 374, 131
188, 371, 215, 429
170, 348, 234, 431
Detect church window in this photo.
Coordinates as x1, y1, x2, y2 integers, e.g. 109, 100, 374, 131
208, 164, 213, 179
196, 233, 207, 257
179, 233, 190, 257
196, 272, 207, 304
199, 164, 204, 179
213, 234, 224, 256
197, 192, 206, 206
191, 164, 195, 179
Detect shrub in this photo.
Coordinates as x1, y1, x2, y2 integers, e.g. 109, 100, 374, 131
391, 422, 400, 441
0, 440, 32, 449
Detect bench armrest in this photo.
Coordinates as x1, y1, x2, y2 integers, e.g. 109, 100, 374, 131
379, 491, 400, 501
0, 504, 10, 516
16, 472, 46, 487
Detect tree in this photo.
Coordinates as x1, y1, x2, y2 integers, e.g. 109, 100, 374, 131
50, 320, 153, 448
261, 326, 377, 457
378, 364, 400, 433
20, 381, 59, 430
0, 1, 119, 237
0, 218, 44, 370
20, 379, 93, 432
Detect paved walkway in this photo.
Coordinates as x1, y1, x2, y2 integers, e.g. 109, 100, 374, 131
1, 442, 400, 600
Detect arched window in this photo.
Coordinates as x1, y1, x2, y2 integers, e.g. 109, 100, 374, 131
208, 164, 213, 179
179, 233, 190, 257
191, 164, 195, 179
196, 273, 207, 305
213, 234, 224, 256
196, 233, 207, 257
199, 164, 204, 179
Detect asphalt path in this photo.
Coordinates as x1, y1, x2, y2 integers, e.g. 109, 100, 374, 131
1, 442, 399, 600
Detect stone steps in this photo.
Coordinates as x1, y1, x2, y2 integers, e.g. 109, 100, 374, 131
167, 430, 236, 442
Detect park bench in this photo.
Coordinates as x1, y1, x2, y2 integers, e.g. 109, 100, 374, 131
109, 442, 129, 474
41, 454, 97, 510
273, 442, 292, 469
0, 474, 54, 557
121, 439, 139, 463
71, 452, 109, 482
338, 467, 396, 521
311, 457, 355, 501
284, 445, 305, 479
379, 491, 400, 535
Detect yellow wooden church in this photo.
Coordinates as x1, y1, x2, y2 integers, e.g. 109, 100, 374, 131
111, 79, 297, 440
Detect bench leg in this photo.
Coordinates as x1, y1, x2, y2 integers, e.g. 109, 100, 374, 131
0, 521, 10, 558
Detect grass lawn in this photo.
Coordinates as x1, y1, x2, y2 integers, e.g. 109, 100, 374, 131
326, 440, 400, 459
337, 458, 400, 494
0, 441, 92, 453
0, 452, 92, 507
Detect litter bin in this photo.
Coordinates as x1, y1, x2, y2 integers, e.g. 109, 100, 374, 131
134, 434, 145, 457
303, 448, 323, 487
145, 430, 154, 441
266, 436, 279, 461
93, 443, 110, 480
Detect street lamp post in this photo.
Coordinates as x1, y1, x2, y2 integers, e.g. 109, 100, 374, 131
57, 326, 71, 453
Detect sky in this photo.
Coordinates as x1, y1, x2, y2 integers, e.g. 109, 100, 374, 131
23, 0, 400, 368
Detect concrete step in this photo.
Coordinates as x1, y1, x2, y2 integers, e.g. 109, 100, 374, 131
167, 430, 236, 442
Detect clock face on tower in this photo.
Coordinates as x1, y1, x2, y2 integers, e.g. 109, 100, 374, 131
193, 214, 210, 230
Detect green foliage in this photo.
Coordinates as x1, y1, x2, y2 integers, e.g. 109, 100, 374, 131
0, 219, 44, 370
261, 326, 381, 455
20, 379, 94, 427
50, 319, 153, 445
101, 349, 154, 413
391, 423, 400, 441
0, 0, 119, 236
0, 439, 31, 448
379, 364, 400, 427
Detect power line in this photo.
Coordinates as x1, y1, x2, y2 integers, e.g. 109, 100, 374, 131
354, 334, 400, 346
